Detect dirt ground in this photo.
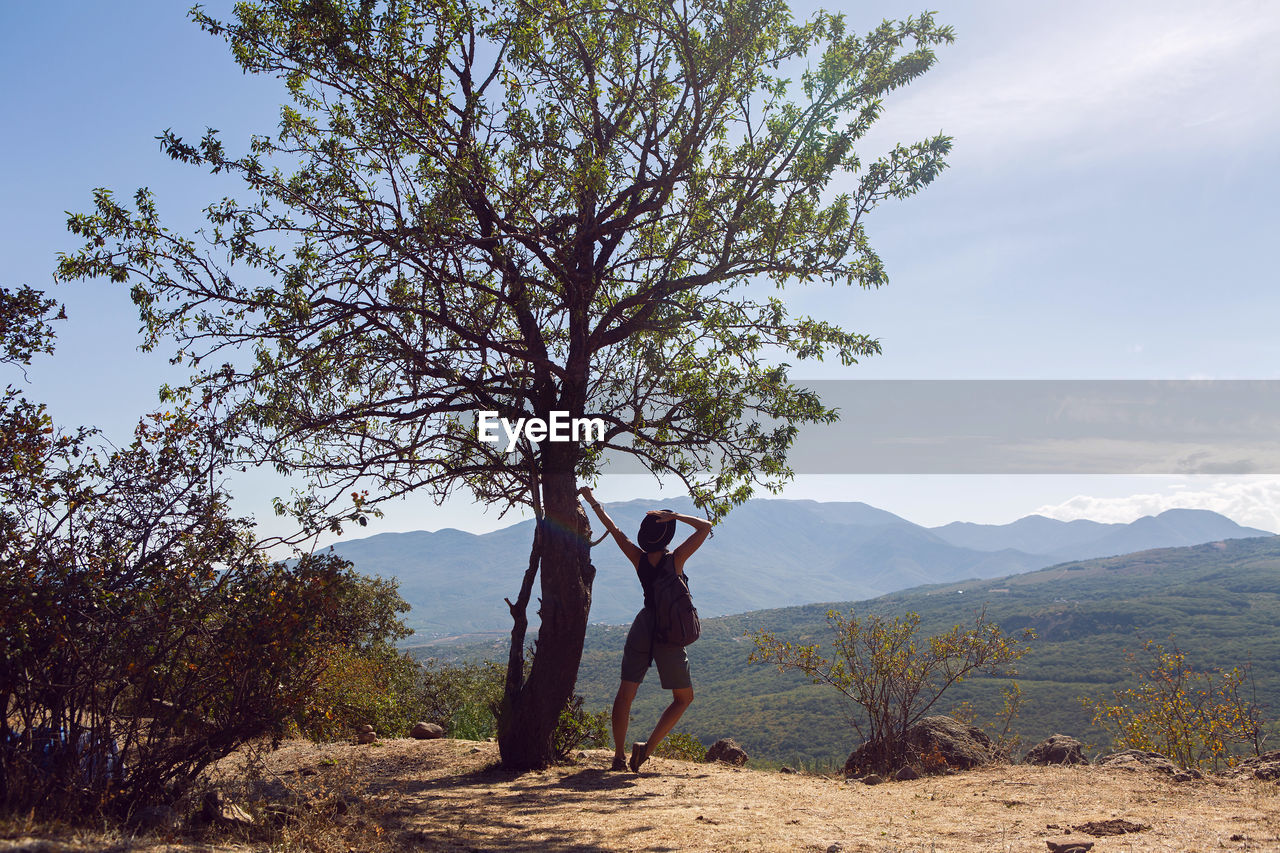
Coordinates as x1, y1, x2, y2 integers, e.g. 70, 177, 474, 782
3, 738, 1279, 852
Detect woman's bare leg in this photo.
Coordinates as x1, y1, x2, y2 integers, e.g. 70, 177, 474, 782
612, 680, 640, 765
634, 687, 694, 768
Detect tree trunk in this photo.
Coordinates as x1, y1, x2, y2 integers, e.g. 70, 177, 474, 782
497, 465, 595, 769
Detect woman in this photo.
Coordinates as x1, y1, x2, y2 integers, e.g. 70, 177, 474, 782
579, 486, 712, 772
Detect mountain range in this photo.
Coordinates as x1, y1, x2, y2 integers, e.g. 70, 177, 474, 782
324, 499, 1271, 638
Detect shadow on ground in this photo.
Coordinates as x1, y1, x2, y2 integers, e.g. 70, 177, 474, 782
353, 751, 687, 851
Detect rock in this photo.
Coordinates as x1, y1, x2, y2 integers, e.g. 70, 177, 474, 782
129, 805, 177, 830
861, 774, 885, 785
780, 765, 797, 774
706, 738, 748, 766
1251, 763, 1280, 781
201, 791, 254, 828
826, 844, 844, 853
1072, 819, 1151, 836
1045, 842, 1094, 853
844, 716, 999, 776
0, 839, 77, 852
410, 721, 444, 740
1234, 750, 1280, 781
221, 803, 255, 827
894, 765, 920, 781
904, 716, 999, 770
1024, 735, 1089, 766
1098, 749, 1179, 775
199, 790, 222, 821
358, 723, 375, 733
357, 731, 377, 744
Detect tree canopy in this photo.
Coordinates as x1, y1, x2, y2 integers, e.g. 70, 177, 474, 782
60, 0, 951, 523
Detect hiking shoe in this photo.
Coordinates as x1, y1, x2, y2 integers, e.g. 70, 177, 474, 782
629, 741, 648, 773
610, 755, 627, 772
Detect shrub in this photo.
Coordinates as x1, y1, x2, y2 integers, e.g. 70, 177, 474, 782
0, 402, 409, 819
1082, 639, 1266, 770
750, 608, 1033, 774
417, 659, 506, 740
652, 731, 707, 762
296, 643, 424, 742
291, 571, 419, 741
552, 694, 609, 760
415, 658, 606, 758
951, 681, 1027, 760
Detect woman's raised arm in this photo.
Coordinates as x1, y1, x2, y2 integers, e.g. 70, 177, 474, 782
644, 509, 712, 570
580, 486, 642, 567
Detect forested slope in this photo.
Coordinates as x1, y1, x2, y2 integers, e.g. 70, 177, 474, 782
412, 536, 1280, 767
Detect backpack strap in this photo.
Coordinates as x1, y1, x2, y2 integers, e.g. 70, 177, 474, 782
662, 551, 686, 580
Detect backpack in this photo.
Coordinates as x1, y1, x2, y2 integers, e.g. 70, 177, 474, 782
650, 554, 701, 647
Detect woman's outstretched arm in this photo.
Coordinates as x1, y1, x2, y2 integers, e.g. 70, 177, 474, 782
579, 486, 642, 567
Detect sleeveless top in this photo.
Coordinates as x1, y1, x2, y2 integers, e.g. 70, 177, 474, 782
636, 550, 672, 612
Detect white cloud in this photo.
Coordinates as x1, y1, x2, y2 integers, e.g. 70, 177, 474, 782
865, 1, 1280, 166
1033, 477, 1280, 532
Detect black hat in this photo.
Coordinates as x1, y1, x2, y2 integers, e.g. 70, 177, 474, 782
637, 510, 676, 553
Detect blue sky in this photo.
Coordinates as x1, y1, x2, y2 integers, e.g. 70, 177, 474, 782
3, 1, 1279, 541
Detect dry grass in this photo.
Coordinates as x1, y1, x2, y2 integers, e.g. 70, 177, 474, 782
3, 738, 1279, 852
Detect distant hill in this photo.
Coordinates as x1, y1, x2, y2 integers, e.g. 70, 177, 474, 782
419, 534, 1280, 767
930, 507, 1272, 562
328, 498, 1270, 638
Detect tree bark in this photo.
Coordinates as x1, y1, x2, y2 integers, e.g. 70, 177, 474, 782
497, 462, 595, 769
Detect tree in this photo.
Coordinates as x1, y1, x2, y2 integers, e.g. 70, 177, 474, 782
750, 609, 1033, 774
58, 0, 954, 768
0, 285, 62, 373
1082, 639, 1267, 770
0, 286, 79, 551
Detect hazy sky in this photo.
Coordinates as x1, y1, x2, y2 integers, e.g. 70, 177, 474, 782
3, 1, 1278, 540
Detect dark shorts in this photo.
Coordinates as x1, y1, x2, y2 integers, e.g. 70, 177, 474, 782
620, 609, 692, 690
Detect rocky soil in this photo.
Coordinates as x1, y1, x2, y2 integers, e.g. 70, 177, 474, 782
2, 738, 1278, 852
